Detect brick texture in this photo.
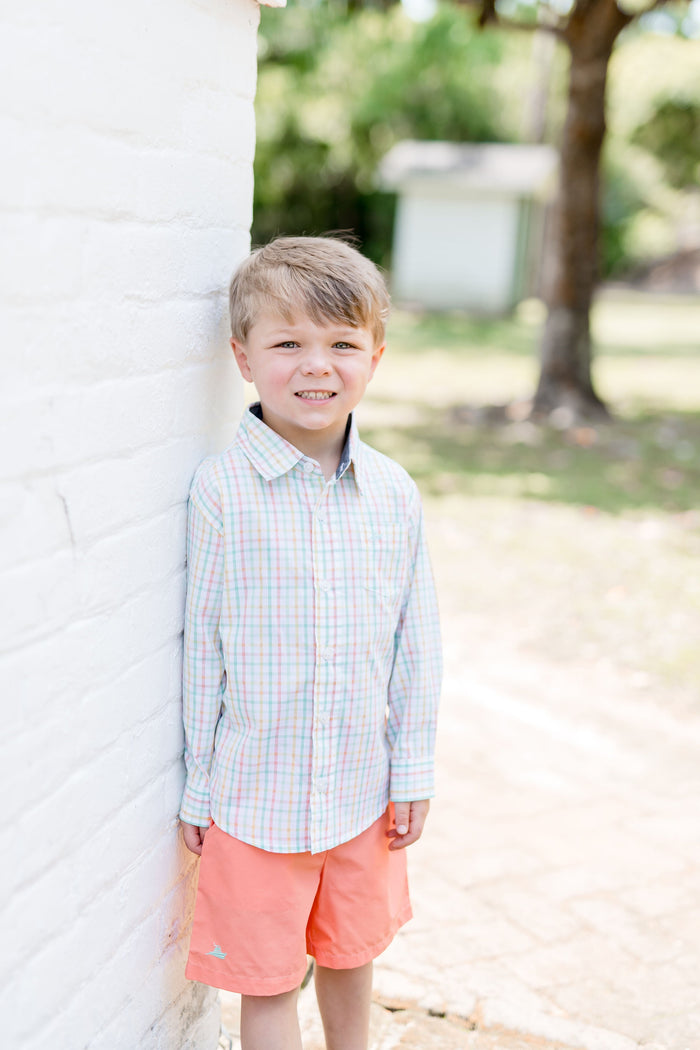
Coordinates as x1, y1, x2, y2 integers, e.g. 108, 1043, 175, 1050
0, 0, 260, 1045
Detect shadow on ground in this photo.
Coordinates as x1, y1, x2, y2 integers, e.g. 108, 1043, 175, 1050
363, 401, 700, 517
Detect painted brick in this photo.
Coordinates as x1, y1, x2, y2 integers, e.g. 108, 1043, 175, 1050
54, 436, 215, 543
4, 299, 226, 393
0, 477, 73, 571
0, 824, 186, 988
1, 0, 261, 1041
73, 509, 187, 614
13, 749, 165, 895
5, 574, 187, 724
2, 362, 239, 481
0, 214, 85, 303
2, 20, 182, 146
55, 878, 200, 1049
82, 981, 220, 1050
14, 906, 166, 1044
1, 122, 254, 226
3, 650, 184, 824
4, 766, 187, 979
1, 549, 78, 650
177, 995, 224, 1050
183, 90, 257, 161
82, 222, 248, 302
74, 781, 190, 920
3, 511, 185, 649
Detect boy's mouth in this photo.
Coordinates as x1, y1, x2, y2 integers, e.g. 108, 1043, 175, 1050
295, 391, 336, 401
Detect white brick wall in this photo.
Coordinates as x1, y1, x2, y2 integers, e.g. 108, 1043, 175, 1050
0, 0, 261, 1046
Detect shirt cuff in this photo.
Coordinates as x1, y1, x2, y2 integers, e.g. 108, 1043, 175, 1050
179, 785, 211, 828
389, 761, 435, 803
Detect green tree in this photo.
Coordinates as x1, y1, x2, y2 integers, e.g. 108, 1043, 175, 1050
462, 0, 692, 420
632, 96, 700, 189
253, 4, 518, 263
256, 0, 696, 420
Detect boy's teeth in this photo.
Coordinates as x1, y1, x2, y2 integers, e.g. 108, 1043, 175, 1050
297, 391, 334, 400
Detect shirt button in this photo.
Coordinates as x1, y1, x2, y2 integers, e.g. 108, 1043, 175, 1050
319, 579, 331, 592
302, 460, 315, 474
322, 646, 335, 661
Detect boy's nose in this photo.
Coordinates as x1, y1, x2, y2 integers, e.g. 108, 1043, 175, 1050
300, 347, 332, 374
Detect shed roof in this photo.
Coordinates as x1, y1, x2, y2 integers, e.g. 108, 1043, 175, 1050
380, 141, 558, 195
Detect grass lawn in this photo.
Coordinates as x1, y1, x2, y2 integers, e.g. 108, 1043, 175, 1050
357, 290, 700, 715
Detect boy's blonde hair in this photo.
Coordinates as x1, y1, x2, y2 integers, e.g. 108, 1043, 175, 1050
229, 236, 390, 346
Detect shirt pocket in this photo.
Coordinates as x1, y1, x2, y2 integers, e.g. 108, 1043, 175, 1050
357, 521, 409, 614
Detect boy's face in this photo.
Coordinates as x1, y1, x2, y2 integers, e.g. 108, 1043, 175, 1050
231, 311, 385, 451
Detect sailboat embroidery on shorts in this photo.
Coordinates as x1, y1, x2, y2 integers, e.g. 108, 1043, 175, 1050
205, 943, 227, 959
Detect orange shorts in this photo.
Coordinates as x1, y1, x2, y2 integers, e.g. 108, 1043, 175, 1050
185, 807, 412, 996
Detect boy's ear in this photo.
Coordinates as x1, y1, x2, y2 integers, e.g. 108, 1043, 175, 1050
369, 343, 385, 379
231, 337, 254, 383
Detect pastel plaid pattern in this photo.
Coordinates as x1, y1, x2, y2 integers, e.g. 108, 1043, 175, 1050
180, 405, 442, 853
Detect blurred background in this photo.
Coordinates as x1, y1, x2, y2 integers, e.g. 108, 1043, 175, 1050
254, 0, 700, 282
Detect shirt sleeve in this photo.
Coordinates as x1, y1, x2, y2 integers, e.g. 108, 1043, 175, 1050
387, 486, 442, 802
179, 464, 226, 827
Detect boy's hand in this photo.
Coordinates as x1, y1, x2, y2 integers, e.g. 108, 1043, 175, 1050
387, 800, 430, 850
181, 821, 209, 856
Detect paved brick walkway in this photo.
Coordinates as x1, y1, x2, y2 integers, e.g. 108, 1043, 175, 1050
365, 625, 700, 1050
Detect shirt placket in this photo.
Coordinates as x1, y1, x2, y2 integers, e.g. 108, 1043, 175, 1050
308, 465, 336, 852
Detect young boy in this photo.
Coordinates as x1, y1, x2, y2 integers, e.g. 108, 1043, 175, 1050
180, 236, 441, 1050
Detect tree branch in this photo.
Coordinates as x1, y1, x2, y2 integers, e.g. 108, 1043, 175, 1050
491, 13, 568, 37
570, 0, 674, 25
455, 0, 568, 37
632, 0, 675, 13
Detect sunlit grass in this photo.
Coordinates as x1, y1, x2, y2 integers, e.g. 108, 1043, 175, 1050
361, 291, 700, 514
359, 407, 700, 515
376, 291, 700, 414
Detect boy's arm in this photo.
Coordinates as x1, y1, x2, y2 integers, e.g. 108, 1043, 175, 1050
179, 474, 226, 832
386, 487, 442, 818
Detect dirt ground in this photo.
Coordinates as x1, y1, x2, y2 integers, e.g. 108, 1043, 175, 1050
220, 992, 583, 1050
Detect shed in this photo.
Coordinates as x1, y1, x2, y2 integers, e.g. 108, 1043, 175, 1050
380, 141, 558, 314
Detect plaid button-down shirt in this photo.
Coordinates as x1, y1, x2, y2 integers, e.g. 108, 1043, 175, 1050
180, 404, 442, 853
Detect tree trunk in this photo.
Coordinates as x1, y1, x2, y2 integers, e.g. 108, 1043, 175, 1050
532, 0, 632, 422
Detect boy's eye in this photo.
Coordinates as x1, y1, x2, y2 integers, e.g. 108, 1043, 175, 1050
275, 341, 299, 349
333, 342, 356, 351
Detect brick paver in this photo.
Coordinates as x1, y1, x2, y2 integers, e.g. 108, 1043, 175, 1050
365, 520, 700, 1050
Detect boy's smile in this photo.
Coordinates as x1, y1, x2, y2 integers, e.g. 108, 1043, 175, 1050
231, 312, 384, 467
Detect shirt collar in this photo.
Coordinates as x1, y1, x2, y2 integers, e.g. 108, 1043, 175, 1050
238, 403, 365, 489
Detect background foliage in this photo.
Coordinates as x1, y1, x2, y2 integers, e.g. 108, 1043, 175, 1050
604, 30, 700, 271
254, 1, 700, 277
254, 3, 522, 264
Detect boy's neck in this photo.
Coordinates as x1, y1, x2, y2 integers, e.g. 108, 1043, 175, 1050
257, 405, 348, 482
